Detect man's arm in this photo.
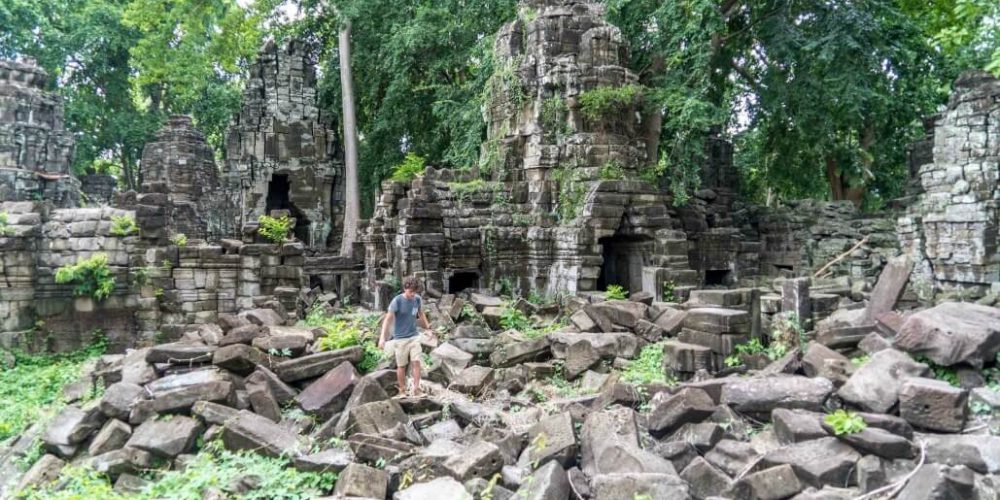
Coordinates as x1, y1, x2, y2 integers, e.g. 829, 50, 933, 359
379, 311, 394, 349
418, 309, 431, 331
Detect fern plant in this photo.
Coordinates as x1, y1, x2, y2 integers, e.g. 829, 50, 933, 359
258, 215, 292, 244
605, 284, 627, 300
54, 254, 116, 301
824, 409, 866, 435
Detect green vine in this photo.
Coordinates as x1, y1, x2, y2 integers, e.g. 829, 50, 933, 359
553, 162, 588, 223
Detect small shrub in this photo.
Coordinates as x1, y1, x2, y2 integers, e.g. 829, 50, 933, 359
725, 338, 790, 367
449, 179, 488, 202
131, 266, 152, 288
169, 233, 188, 247
599, 160, 626, 180
258, 215, 292, 244
359, 340, 386, 372
605, 285, 627, 300
390, 152, 426, 182
578, 84, 643, 121
850, 355, 871, 366
540, 97, 570, 137
499, 305, 531, 331
662, 280, 676, 302
54, 254, 116, 301
109, 215, 137, 236
622, 341, 676, 386
824, 409, 866, 435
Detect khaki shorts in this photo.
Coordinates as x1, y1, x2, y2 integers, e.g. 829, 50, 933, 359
386, 336, 422, 367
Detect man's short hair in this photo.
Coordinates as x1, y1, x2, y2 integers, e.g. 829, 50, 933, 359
402, 277, 421, 292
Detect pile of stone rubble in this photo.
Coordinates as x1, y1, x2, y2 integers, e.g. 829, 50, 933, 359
4, 269, 1000, 500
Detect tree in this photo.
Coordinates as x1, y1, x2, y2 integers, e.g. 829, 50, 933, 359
263, 0, 516, 215
338, 20, 360, 257
608, 0, 943, 208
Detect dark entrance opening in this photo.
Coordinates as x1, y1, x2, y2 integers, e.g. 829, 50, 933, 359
448, 271, 479, 294
598, 234, 653, 293
704, 269, 732, 286
266, 174, 310, 243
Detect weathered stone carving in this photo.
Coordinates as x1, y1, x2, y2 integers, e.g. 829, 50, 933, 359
0, 59, 80, 207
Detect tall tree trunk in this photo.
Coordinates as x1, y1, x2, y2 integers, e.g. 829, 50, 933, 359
825, 155, 865, 208
339, 21, 360, 258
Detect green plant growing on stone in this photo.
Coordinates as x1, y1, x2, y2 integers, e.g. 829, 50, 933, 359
169, 233, 188, 247
971, 401, 994, 416
540, 97, 570, 138
662, 280, 676, 302
131, 266, 152, 288
824, 409, 867, 435
622, 341, 676, 386
449, 179, 488, 203
109, 215, 138, 236
512, 213, 533, 226
258, 215, 292, 244
0, 211, 14, 236
552, 161, 588, 223
54, 253, 116, 301
383, 274, 401, 293
599, 160, 626, 180
0, 339, 106, 445
359, 341, 386, 373
578, 84, 643, 121
305, 307, 363, 351
605, 284, 627, 300
914, 355, 961, 387
499, 305, 531, 332
390, 152, 426, 182
725, 338, 789, 367
850, 355, 871, 366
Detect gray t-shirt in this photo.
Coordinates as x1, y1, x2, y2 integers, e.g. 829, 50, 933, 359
389, 294, 422, 339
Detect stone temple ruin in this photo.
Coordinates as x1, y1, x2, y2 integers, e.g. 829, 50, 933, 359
4, 1, 1000, 499
0, 60, 79, 207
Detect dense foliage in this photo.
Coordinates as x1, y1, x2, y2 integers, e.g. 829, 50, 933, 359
2, 0, 998, 208
0, 340, 106, 441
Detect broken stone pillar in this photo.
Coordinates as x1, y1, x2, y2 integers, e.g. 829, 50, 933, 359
781, 277, 811, 329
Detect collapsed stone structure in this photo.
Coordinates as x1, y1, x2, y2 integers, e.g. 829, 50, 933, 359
224, 39, 345, 249
363, 1, 696, 307
0, 59, 79, 207
899, 71, 1000, 300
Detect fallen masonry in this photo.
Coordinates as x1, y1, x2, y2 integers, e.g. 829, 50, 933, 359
4, 278, 1000, 499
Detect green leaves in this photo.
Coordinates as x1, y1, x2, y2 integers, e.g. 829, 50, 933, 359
258, 215, 292, 244
54, 254, 116, 301
389, 153, 427, 183
824, 409, 867, 435
605, 285, 628, 301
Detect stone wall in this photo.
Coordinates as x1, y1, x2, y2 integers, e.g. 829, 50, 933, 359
899, 71, 1000, 300
224, 40, 344, 249
0, 197, 313, 353
0, 60, 80, 207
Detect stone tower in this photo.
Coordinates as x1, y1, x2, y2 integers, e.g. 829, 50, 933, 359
0, 59, 80, 206
898, 71, 1000, 300
140, 115, 233, 240
224, 39, 344, 249
362, 0, 697, 302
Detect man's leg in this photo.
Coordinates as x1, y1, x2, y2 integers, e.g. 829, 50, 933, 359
411, 360, 422, 396
395, 365, 407, 395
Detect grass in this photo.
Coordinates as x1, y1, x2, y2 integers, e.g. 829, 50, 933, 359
19, 440, 337, 500
0, 341, 106, 442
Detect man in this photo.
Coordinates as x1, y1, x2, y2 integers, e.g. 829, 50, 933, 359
378, 277, 431, 396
